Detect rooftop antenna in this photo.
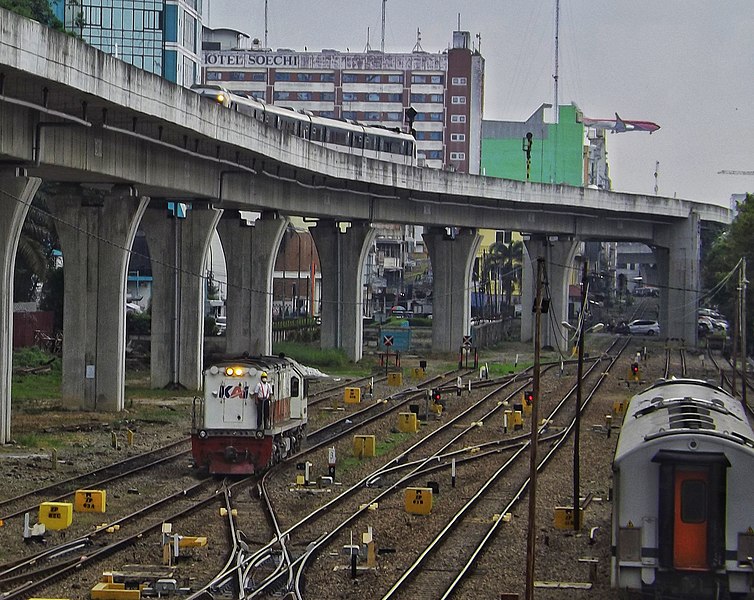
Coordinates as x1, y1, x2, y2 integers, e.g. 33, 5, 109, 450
457, 12, 461, 29
365, 27, 372, 52
476, 32, 481, 53
412, 28, 423, 52
264, 0, 268, 48
553, 0, 560, 124
381, 0, 387, 52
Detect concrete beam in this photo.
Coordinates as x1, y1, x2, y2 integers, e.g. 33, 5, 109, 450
0, 171, 41, 444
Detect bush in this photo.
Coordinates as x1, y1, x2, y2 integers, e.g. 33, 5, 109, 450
127, 312, 151, 335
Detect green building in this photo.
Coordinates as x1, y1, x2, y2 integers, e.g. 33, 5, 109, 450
481, 103, 590, 186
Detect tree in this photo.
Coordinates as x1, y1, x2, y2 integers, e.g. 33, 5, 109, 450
701, 193, 754, 353
13, 190, 59, 302
0, 0, 66, 31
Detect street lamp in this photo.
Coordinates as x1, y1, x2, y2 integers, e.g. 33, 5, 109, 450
562, 316, 603, 531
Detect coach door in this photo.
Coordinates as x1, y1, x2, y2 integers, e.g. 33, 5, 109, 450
673, 467, 709, 570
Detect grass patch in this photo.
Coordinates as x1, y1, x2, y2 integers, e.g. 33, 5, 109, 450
273, 342, 375, 376
14, 432, 79, 449
487, 361, 532, 376
376, 431, 413, 456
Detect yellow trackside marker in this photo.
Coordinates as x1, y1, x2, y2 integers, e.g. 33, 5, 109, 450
344, 387, 361, 404
554, 506, 583, 530
353, 435, 376, 458
38, 502, 73, 530
74, 490, 106, 513
398, 412, 419, 433
404, 487, 433, 515
387, 372, 403, 386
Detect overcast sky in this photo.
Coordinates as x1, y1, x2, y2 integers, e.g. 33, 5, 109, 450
207, 0, 754, 208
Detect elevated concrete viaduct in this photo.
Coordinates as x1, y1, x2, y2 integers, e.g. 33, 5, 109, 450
0, 9, 731, 442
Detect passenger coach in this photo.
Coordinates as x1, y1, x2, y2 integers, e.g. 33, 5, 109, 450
612, 379, 754, 598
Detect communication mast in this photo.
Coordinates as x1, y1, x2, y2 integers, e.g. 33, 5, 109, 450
381, 0, 387, 52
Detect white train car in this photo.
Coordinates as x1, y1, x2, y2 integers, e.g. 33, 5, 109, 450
612, 379, 754, 598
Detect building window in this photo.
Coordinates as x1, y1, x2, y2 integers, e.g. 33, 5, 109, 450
430, 75, 443, 84
365, 74, 381, 83
342, 73, 357, 82
206, 71, 222, 81
411, 75, 427, 83
451, 96, 467, 105
342, 111, 357, 120
451, 76, 467, 85
321, 73, 335, 82
367, 93, 380, 102
366, 112, 381, 120
429, 113, 443, 121
429, 94, 443, 102
450, 133, 466, 142
385, 112, 402, 121
297, 92, 312, 100
450, 152, 466, 160
321, 92, 335, 101
251, 72, 266, 81
450, 114, 467, 123
318, 111, 335, 118
275, 72, 291, 81
274, 91, 290, 100
386, 93, 402, 102
297, 73, 311, 81
343, 92, 357, 101
410, 94, 426, 103
426, 150, 443, 159
387, 74, 403, 83
230, 72, 245, 81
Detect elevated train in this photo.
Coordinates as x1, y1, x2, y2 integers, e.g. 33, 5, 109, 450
191, 355, 309, 475
612, 379, 754, 598
191, 84, 418, 166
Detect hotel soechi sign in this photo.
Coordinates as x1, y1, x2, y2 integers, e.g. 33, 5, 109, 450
203, 51, 447, 71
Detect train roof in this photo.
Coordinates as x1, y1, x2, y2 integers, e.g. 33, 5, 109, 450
205, 354, 300, 373
614, 378, 754, 463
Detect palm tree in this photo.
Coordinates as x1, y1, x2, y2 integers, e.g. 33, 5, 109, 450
13, 190, 58, 302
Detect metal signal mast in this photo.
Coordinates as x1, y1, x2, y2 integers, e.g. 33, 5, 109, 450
381, 0, 387, 52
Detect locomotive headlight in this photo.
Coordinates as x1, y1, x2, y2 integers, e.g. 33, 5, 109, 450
224, 366, 235, 376
209, 366, 219, 375
233, 367, 245, 376
216, 93, 226, 104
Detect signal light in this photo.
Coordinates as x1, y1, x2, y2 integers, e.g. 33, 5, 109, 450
631, 363, 639, 376
432, 389, 442, 403
524, 390, 534, 405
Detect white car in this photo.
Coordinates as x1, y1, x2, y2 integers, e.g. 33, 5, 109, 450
628, 319, 660, 336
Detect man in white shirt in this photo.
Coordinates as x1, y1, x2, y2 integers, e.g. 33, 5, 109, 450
254, 372, 273, 429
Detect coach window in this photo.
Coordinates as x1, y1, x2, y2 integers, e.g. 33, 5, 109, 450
681, 480, 707, 523
354, 133, 364, 148
291, 376, 300, 397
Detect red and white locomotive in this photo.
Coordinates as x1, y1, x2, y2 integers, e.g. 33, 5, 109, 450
191, 355, 309, 475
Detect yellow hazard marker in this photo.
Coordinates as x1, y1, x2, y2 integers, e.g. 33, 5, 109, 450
387, 372, 403, 386
554, 506, 583, 530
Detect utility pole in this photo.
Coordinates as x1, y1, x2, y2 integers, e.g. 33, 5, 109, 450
573, 261, 588, 531
741, 258, 748, 403
525, 257, 545, 600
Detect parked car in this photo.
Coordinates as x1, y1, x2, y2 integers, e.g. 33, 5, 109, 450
627, 319, 660, 335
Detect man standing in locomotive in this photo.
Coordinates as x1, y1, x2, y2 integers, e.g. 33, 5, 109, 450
254, 372, 273, 429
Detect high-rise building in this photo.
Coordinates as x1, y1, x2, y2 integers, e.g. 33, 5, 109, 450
201, 28, 484, 173
50, 0, 201, 85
